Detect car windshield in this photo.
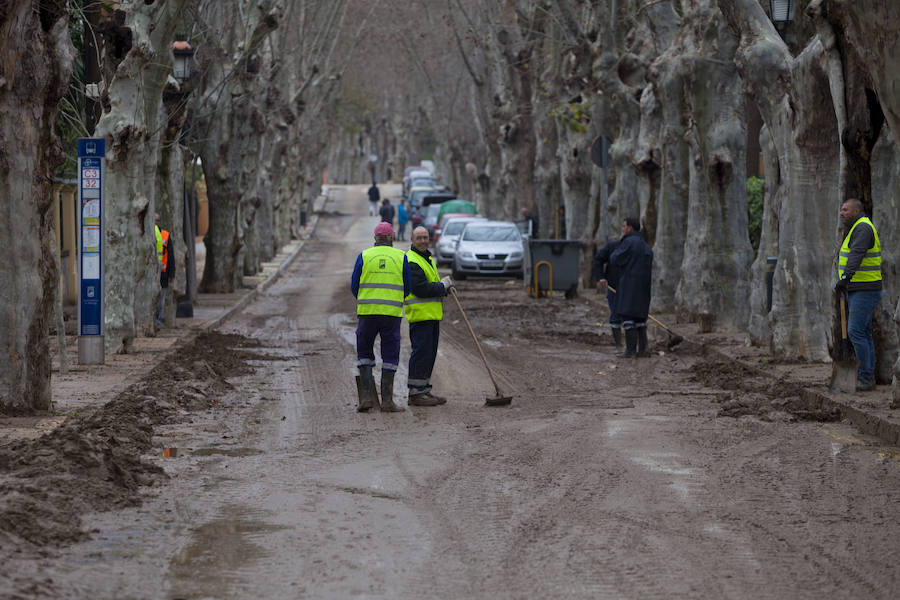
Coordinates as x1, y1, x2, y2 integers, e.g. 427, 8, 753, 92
444, 221, 470, 235
462, 226, 519, 242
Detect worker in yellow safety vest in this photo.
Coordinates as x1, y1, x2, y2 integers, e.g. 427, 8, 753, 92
405, 225, 455, 407
154, 213, 175, 326
350, 221, 410, 412
834, 198, 883, 392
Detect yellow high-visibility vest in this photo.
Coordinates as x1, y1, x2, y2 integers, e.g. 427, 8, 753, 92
357, 246, 406, 317
155, 225, 169, 272
404, 250, 443, 322
838, 217, 881, 283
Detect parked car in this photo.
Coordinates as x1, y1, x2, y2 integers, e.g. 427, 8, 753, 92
434, 216, 484, 265
419, 160, 435, 176
434, 211, 478, 245
451, 221, 525, 279
409, 175, 436, 190
419, 192, 459, 238
436, 199, 477, 227
408, 186, 439, 208
403, 168, 432, 198
422, 204, 444, 239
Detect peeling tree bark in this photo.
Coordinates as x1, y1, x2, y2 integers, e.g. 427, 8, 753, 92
648, 16, 690, 311
94, 0, 190, 353
719, 0, 839, 359
675, 1, 752, 331
0, 0, 74, 414
193, 0, 279, 293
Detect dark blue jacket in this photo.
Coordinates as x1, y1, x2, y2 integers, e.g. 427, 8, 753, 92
592, 240, 621, 287
610, 231, 652, 320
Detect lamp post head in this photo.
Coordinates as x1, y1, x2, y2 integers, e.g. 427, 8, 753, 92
172, 40, 194, 84
769, 0, 795, 27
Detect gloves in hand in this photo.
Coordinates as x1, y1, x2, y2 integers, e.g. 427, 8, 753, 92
440, 275, 455, 292
834, 278, 849, 293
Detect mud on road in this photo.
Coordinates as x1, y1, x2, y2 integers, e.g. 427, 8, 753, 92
2, 186, 899, 599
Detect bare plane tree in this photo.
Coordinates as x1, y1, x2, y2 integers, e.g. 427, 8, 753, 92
0, 1, 75, 413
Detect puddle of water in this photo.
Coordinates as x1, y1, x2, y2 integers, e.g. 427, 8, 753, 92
167, 511, 285, 597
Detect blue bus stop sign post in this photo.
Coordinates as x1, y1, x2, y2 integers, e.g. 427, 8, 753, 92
77, 138, 105, 364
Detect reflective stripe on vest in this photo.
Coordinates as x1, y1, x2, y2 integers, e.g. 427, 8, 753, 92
404, 250, 443, 322
357, 246, 406, 317
838, 217, 881, 283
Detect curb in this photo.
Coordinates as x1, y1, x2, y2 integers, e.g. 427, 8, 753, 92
201, 192, 330, 332
700, 343, 900, 446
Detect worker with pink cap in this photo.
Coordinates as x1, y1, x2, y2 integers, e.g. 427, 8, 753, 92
350, 221, 411, 412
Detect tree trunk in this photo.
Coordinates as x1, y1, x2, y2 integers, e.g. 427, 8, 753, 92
155, 90, 188, 327
719, 0, 839, 359
0, 1, 74, 414
676, 1, 752, 331
746, 125, 780, 345
648, 38, 690, 312
94, 0, 189, 352
194, 1, 279, 293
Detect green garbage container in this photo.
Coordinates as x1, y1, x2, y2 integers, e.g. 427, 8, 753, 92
525, 239, 581, 298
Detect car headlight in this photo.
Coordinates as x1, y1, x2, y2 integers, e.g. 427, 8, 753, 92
509, 252, 523, 259
458, 251, 475, 259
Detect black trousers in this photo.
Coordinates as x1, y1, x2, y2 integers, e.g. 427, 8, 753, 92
408, 320, 440, 394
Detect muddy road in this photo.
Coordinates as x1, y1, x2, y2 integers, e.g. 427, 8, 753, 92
2, 185, 900, 599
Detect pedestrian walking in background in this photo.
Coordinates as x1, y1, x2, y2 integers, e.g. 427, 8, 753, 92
610, 217, 653, 358
154, 213, 175, 326
593, 237, 623, 349
405, 226, 454, 406
834, 198, 883, 392
397, 200, 409, 241
367, 182, 380, 216
350, 222, 410, 412
380, 198, 395, 224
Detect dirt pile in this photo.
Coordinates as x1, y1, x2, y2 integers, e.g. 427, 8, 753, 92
689, 360, 840, 422
0, 332, 267, 550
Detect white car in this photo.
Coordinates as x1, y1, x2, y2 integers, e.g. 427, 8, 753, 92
451, 221, 525, 279
435, 216, 485, 266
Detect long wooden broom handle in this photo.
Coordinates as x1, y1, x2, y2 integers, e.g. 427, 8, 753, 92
449, 287, 503, 396
840, 293, 848, 339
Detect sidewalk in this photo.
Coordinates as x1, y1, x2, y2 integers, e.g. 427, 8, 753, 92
644, 316, 900, 446
0, 192, 331, 444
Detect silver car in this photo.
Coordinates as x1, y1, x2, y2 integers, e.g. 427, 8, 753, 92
451, 221, 525, 279
435, 216, 485, 266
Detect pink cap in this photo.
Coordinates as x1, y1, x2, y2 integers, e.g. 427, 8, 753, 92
374, 222, 394, 237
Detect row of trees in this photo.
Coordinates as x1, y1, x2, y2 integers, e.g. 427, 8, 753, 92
328, 0, 900, 395
1, 0, 362, 413
3, 1, 900, 413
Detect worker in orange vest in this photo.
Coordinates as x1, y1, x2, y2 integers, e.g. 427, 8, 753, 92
155, 213, 175, 326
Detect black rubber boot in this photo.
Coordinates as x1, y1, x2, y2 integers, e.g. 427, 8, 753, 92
637, 327, 649, 357
380, 371, 403, 412
611, 326, 623, 349
618, 328, 638, 358
357, 366, 379, 412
